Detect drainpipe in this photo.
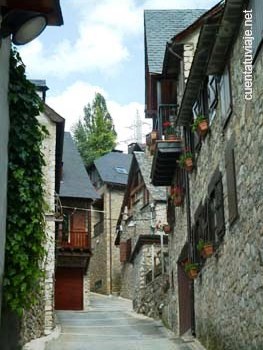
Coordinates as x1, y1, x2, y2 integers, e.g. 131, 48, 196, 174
184, 129, 196, 337
109, 187, 112, 295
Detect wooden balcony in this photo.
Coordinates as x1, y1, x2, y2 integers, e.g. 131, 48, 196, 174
151, 140, 182, 186
57, 231, 89, 249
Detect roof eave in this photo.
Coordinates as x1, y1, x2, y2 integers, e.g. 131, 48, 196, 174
176, 23, 220, 126
207, 0, 246, 75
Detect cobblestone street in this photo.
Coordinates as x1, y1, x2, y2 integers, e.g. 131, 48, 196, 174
45, 293, 202, 350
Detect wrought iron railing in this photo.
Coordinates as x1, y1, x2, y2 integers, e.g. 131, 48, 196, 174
153, 104, 179, 139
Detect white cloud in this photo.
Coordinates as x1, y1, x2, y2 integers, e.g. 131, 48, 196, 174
47, 81, 151, 152
19, 0, 218, 78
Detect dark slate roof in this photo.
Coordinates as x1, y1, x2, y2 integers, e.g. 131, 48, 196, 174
60, 132, 99, 200
134, 152, 166, 201
144, 9, 206, 74
94, 152, 132, 186
30, 79, 49, 91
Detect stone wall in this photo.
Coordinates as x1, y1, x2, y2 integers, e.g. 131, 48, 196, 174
20, 112, 57, 343
90, 186, 125, 295
189, 22, 263, 350
0, 32, 10, 319
137, 274, 170, 322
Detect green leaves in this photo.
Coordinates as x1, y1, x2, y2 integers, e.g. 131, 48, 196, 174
73, 92, 117, 166
3, 48, 47, 316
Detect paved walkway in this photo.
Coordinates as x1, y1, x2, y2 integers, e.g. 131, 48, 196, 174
45, 293, 202, 350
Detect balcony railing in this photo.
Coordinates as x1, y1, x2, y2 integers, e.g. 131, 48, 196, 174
94, 220, 104, 237
57, 231, 89, 249
153, 104, 179, 138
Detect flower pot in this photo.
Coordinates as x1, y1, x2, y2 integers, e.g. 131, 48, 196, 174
202, 244, 214, 258
197, 120, 208, 137
188, 268, 198, 279
174, 194, 183, 207
166, 134, 181, 141
184, 158, 193, 172
163, 224, 171, 233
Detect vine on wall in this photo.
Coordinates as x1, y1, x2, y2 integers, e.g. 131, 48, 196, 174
3, 49, 47, 316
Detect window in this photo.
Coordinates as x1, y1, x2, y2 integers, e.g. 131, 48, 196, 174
115, 167, 128, 175
192, 78, 208, 151
191, 169, 225, 263
219, 66, 232, 126
143, 186, 150, 206
208, 169, 225, 243
250, 0, 263, 59
207, 75, 218, 121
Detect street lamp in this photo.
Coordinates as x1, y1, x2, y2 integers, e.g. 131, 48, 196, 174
0, 9, 47, 45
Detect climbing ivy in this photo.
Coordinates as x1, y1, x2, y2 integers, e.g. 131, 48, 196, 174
3, 48, 47, 316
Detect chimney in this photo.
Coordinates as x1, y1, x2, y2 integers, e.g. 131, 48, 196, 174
30, 79, 49, 102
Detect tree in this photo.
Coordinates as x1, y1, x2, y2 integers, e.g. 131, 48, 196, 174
73, 93, 117, 166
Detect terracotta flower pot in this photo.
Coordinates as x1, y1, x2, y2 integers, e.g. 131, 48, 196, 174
188, 268, 198, 279
166, 134, 181, 141
163, 224, 171, 233
197, 120, 209, 137
184, 158, 193, 172
151, 130, 158, 141
174, 194, 183, 207
202, 244, 214, 258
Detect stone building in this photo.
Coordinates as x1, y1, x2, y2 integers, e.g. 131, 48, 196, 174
88, 151, 132, 295
147, 0, 263, 349
20, 100, 65, 344
115, 149, 168, 321
55, 132, 99, 311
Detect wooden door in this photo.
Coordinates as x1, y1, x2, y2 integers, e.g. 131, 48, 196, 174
178, 263, 192, 335
55, 267, 83, 310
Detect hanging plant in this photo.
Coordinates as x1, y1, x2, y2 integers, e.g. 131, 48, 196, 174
3, 48, 47, 316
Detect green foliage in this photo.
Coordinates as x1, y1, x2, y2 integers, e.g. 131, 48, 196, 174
3, 48, 47, 316
184, 262, 199, 272
191, 115, 207, 132
73, 92, 117, 166
178, 149, 193, 168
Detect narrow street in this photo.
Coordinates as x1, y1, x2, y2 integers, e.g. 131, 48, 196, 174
45, 293, 199, 350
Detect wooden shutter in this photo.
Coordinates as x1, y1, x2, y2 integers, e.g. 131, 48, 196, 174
207, 75, 218, 120
250, 0, 263, 58
214, 177, 225, 240
225, 143, 238, 225
120, 241, 127, 263
219, 66, 232, 125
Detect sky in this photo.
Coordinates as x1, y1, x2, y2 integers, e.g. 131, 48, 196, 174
19, 0, 219, 152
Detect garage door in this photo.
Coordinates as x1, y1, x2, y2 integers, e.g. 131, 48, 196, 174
55, 267, 83, 310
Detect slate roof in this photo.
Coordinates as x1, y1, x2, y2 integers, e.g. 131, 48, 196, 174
94, 152, 132, 186
144, 9, 206, 74
133, 152, 166, 201
60, 132, 99, 200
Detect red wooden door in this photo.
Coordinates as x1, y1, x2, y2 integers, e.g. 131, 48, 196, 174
55, 267, 83, 310
178, 263, 192, 335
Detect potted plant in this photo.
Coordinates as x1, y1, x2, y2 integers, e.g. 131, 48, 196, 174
197, 239, 214, 258
163, 223, 171, 234
184, 262, 199, 279
163, 121, 181, 141
170, 185, 184, 206
178, 149, 193, 172
192, 115, 209, 137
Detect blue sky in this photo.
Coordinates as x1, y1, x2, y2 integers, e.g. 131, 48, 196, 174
19, 0, 219, 151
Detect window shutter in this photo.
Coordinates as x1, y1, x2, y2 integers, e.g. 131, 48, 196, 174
207, 75, 218, 120
250, 0, 263, 58
120, 241, 127, 262
219, 67, 232, 125
225, 144, 238, 225
215, 179, 225, 240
